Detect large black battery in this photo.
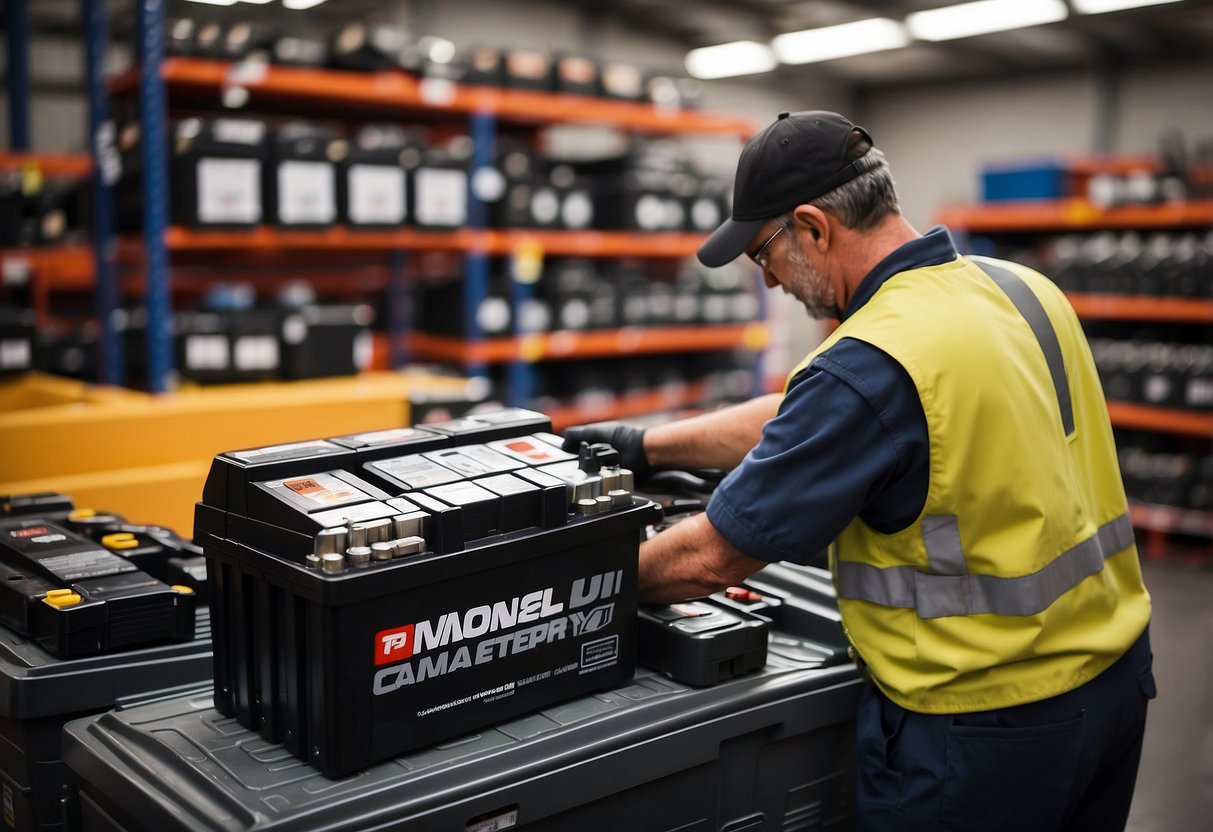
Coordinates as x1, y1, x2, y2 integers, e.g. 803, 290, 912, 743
61, 559, 859, 832
195, 410, 658, 777
170, 118, 270, 230
269, 122, 340, 231
337, 126, 422, 230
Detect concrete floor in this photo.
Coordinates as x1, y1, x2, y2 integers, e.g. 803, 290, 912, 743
1125, 558, 1213, 831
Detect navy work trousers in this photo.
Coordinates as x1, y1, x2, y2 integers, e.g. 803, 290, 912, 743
855, 627, 1155, 831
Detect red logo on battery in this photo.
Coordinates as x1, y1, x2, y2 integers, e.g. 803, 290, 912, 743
374, 624, 416, 665
10, 526, 49, 539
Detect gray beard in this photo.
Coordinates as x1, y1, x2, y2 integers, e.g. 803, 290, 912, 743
782, 238, 841, 320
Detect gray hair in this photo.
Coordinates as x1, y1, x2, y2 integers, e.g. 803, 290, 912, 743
778, 136, 901, 232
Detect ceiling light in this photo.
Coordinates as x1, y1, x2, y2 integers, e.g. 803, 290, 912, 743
1072, 0, 1183, 13
237, 0, 277, 5
773, 18, 909, 64
283, 0, 329, 10
906, 0, 1068, 42
685, 41, 777, 80
183, 0, 237, 6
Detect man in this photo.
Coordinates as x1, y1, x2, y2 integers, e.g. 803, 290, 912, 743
565, 111, 1154, 831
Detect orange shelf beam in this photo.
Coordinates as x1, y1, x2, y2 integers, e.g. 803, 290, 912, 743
1068, 294, 1213, 324
150, 226, 709, 258
548, 381, 709, 431
1107, 401, 1213, 439
0, 152, 92, 178
110, 58, 756, 138
935, 199, 1213, 232
0, 247, 95, 290
407, 324, 769, 364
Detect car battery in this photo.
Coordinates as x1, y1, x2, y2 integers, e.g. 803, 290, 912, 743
415, 272, 513, 338
327, 23, 411, 73
553, 54, 600, 96
687, 177, 730, 234
550, 164, 595, 231
191, 20, 227, 59
277, 303, 373, 380
194, 409, 659, 777
592, 170, 670, 232
0, 307, 36, 375
271, 35, 327, 69
412, 148, 469, 230
61, 556, 860, 832
165, 17, 196, 57
338, 125, 423, 229
601, 61, 647, 101
222, 22, 280, 63
269, 122, 340, 230
0, 493, 211, 832
463, 45, 505, 87
170, 118, 270, 230
637, 598, 769, 687
503, 48, 554, 91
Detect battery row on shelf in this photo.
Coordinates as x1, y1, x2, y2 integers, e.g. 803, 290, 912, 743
1090, 338, 1213, 410
167, 18, 705, 110
115, 118, 729, 235
1041, 231, 1213, 298
1118, 443, 1212, 512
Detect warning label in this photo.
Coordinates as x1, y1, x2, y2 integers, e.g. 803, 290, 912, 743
580, 635, 619, 670
268, 473, 368, 508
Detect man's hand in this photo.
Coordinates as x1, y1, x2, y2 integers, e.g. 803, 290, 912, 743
561, 421, 650, 478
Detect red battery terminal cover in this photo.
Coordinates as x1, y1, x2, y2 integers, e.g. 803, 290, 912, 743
725, 586, 763, 604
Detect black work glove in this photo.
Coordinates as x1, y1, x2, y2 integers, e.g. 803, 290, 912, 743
561, 421, 650, 479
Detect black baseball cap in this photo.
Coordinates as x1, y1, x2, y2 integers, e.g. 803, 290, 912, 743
697, 110, 873, 268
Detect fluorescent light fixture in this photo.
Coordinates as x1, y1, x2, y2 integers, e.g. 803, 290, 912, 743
283, 0, 329, 9
183, 0, 237, 6
906, 0, 1068, 42
1072, 0, 1183, 13
773, 18, 909, 64
685, 41, 777, 80
237, 0, 277, 5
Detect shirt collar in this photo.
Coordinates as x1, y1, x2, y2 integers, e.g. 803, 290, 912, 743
841, 225, 959, 321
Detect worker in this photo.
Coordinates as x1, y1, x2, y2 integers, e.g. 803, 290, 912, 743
564, 111, 1154, 831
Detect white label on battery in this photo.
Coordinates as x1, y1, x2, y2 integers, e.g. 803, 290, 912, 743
212, 119, 266, 145
415, 168, 468, 227
185, 334, 229, 370
475, 473, 537, 496
580, 634, 619, 668
310, 500, 398, 528
371, 454, 464, 488
634, 194, 665, 231
423, 445, 524, 477
347, 427, 433, 446
268, 472, 370, 509
427, 481, 497, 506
0, 338, 31, 370
277, 160, 336, 225
561, 190, 593, 229
41, 548, 138, 581
227, 439, 343, 463
487, 436, 575, 465
530, 187, 559, 225
349, 164, 406, 225
233, 335, 279, 371
196, 157, 262, 224
466, 809, 518, 832
691, 196, 721, 230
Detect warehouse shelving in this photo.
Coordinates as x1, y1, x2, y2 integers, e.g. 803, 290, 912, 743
95, 3, 761, 416
940, 181, 1212, 553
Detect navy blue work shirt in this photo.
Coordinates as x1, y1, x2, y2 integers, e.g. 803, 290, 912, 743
706, 226, 960, 566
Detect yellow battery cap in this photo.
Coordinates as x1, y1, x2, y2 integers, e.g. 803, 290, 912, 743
69, 509, 97, 520
171, 585, 195, 594
101, 532, 139, 550
43, 589, 83, 608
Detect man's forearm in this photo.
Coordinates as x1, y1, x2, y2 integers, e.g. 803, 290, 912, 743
639, 513, 768, 603
643, 393, 781, 471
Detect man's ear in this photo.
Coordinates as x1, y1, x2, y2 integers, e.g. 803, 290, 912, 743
791, 204, 830, 252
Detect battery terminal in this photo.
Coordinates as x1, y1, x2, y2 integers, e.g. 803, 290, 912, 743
43, 588, 83, 608
101, 532, 140, 551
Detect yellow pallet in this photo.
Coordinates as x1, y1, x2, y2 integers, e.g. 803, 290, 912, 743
0, 372, 443, 535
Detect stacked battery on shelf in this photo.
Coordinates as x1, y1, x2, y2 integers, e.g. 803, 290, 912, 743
194, 408, 660, 777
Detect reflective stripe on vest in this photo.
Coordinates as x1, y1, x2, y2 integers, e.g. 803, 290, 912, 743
836, 512, 1134, 619
973, 257, 1075, 436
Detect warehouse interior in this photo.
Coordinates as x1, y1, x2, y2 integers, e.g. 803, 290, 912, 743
0, 0, 1210, 830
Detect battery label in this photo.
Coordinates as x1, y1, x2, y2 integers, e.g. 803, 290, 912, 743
466, 808, 519, 832
487, 436, 575, 465
345, 427, 433, 446
371, 454, 464, 489
265, 472, 370, 509
372, 569, 624, 697
310, 500, 397, 528
5, 524, 137, 581
227, 439, 345, 464
423, 445, 523, 477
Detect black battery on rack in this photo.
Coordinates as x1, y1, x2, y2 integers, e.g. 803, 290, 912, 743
463, 45, 505, 87
277, 302, 373, 381
411, 147, 469, 230
170, 118, 270, 230
553, 54, 600, 96
270, 122, 341, 230
195, 408, 658, 777
338, 125, 422, 230
637, 598, 769, 687
503, 48, 554, 91
0, 307, 36, 375
327, 23, 411, 73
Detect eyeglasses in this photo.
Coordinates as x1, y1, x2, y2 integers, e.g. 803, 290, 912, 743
748, 226, 783, 269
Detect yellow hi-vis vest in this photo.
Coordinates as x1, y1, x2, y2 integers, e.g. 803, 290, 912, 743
787, 255, 1151, 714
